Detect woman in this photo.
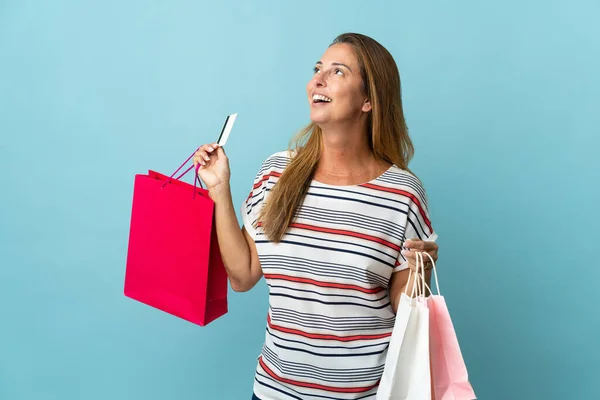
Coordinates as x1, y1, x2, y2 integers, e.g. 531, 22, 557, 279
194, 33, 439, 400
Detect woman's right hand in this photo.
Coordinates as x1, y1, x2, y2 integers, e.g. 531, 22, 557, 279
193, 143, 231, 191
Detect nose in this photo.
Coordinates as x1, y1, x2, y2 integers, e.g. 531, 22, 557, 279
312, 72, 326, 88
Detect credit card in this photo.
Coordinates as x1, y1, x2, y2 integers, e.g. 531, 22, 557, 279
216, 113, 237, 146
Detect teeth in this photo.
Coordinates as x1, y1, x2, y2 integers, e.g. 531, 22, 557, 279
312, 94, 332, 102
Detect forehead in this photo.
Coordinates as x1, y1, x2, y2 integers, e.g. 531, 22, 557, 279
318, 43, 358, 68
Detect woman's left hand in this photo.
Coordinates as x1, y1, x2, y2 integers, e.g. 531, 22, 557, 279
401, 239, 439, 271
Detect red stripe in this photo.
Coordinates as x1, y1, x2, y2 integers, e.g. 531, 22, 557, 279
360, 183, 433, 232
289, 223, 400, 251
253, 171, 281, 190
258, 356, 379, 393
267, 315, 391, 342
247, 171, 282, 202
264, 273, 384, 294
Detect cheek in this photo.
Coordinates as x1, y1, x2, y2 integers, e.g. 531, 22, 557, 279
334, 87, 364, 110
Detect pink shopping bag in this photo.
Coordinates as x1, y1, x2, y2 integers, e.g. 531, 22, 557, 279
124, 150, 228, 326
421, 253, 476, 400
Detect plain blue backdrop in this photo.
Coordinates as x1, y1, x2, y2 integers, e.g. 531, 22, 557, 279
1, 1, 599, 399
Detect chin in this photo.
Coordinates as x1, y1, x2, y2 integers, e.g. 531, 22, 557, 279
310, 118, 330, 128
309, 111, 329, 125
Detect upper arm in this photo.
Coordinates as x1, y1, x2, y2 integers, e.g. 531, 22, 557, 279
389, 268, 410, 313
388, 175, 437, 311
392, 177, 438, 274
236, 156, 274, 291
241, 226, 263, 290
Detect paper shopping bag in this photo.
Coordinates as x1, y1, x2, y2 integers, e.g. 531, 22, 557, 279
377, 292, 416, 399
423, 253, 476, 400
124, 150, 228, 326
377, 268, 431, 400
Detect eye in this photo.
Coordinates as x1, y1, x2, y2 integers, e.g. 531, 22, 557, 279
334, 68, 344, 76
313, 66, 321, 74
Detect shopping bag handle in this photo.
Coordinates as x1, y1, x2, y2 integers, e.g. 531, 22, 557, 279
404, 266, 420, 298
416, 252, 440, 296
402, 252, 439, 298
161, 148, 204, 199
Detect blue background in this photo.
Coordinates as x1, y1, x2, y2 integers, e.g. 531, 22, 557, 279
1, 1, 599, 399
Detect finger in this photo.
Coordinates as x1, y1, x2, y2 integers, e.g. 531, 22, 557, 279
408, 260, 425, 272
404, 239, 426, 250
199, 144, 216, 156
407, 258, 418, 271
195, 149, 212, 162
216, 146, 227, 158
422, 252, 437, 266
195, 149, 209, 158
403, 250, 433, 268
200, 148, 212, 161
421, 241, 439, 251
405, 240, 439, 260
421, 254, 433, 269
401, 249, 419, 260
201, 143, 219, 154
193, 155, 207, 167
428, 252, 438, 263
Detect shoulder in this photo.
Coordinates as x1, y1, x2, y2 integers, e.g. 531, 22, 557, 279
376, 165, 430, 207
249, 150, 294, 187
264, 149, 294, 166
256, 149, 294, 175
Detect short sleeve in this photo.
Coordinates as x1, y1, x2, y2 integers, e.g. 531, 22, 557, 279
240, 157, 274, 240
393, 183, 438, 273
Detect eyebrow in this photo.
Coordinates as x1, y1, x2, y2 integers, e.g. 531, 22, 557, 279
316, 61, 353, 72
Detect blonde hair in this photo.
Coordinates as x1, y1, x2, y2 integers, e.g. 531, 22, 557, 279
259, 33, 415, 242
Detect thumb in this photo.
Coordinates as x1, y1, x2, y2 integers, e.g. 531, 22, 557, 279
216, 146, 228, 159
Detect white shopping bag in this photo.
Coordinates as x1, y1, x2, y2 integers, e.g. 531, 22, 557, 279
377, 257, 431, 400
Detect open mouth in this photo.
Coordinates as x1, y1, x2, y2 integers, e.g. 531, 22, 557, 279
312, 94, 332, 104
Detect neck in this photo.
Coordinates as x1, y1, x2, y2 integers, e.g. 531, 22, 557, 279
316, 121, 376, 178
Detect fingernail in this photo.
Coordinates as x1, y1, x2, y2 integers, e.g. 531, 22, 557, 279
401, 250, 408, 255
205, 156, 210, 161
208, 147, 214, 151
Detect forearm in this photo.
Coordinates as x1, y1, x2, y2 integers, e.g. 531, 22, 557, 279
209, 183, 253, 289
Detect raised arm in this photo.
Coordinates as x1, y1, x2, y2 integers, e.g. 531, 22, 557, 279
194, 143, 263, 292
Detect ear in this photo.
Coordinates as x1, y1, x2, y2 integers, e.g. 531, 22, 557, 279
362, 98, 372, 113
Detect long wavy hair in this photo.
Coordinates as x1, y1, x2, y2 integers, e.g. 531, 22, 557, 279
258, 33, 415, 242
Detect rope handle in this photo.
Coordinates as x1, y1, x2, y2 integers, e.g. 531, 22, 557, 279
160, 148, 204, 198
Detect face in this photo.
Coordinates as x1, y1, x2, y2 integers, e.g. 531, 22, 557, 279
306, 43, 372, 126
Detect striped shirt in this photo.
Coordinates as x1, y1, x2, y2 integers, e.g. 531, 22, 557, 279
241, 150, 438, 400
